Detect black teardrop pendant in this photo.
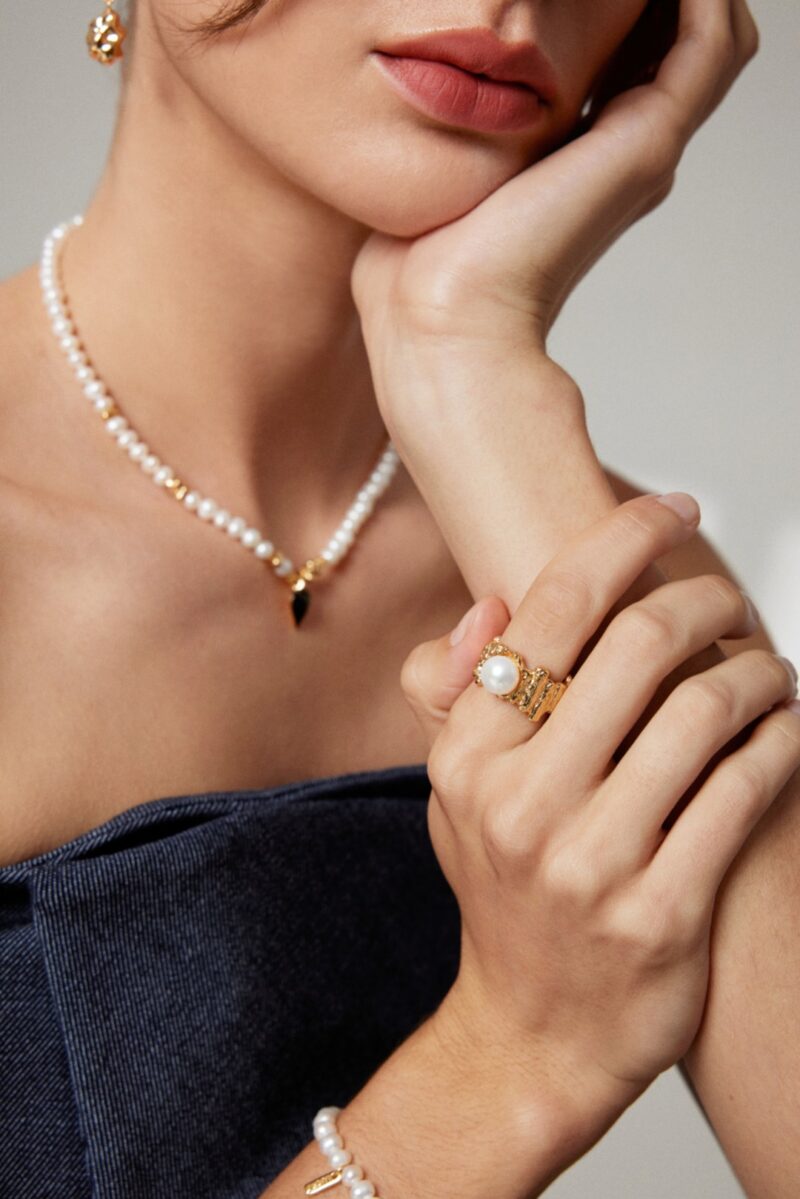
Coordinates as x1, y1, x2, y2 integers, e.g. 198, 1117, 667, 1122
291, 587, 311, 626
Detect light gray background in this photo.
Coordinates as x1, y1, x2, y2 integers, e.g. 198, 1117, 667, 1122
2, 3, 798, 1195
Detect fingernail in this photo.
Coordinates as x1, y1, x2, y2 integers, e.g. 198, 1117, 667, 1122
654, 492, 701, 525
741, 593, 760, 630
449, 600, 481, 646
777, 656, 798, 689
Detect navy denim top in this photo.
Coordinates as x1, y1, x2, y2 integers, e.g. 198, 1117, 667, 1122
0, 763, 461, 1198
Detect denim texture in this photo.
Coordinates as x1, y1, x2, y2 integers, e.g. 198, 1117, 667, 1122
0, 763, 461, 1198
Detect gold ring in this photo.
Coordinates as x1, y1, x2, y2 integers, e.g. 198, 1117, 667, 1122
472, 637, 572, 723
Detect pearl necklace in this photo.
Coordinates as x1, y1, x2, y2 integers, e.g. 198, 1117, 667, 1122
38, 216, 400, 626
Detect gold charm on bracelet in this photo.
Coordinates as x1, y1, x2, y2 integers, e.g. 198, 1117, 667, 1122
304, 1167, 344, 1194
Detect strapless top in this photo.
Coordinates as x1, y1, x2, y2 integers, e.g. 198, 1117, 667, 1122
0, 762, 461, 1199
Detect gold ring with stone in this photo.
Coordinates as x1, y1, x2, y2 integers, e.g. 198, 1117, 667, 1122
472, 637, 572, 723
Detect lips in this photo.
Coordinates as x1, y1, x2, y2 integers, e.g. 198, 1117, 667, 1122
374, 26, 558, 105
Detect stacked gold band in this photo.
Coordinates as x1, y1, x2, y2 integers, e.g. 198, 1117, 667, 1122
473, 637, 571, 722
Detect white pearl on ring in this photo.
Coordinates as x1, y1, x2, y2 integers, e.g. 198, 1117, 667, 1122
478, 654, 520, 696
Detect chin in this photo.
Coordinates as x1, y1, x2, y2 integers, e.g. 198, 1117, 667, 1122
290, 126, 544, 239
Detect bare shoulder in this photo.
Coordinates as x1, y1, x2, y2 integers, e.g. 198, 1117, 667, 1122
604, 466, 776, 654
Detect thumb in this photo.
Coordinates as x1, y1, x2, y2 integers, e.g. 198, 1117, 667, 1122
399, 594, 511, 749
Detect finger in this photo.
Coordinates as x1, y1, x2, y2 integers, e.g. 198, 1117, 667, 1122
400, 595, 510, 748
541, 573, 760, 787
645, 0, 738, 135
596, 649, 798, 873
729, 0, 760, 64
648, 698, 800, 906
452, 492, 701, 754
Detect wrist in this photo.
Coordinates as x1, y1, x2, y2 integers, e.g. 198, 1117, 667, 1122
368, 340, 618, 610
374, 338, 587, 457
339, 1002, 583, 1199
431, 978, 639, 1167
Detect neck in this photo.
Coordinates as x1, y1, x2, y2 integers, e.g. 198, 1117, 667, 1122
57, 36, 395, 551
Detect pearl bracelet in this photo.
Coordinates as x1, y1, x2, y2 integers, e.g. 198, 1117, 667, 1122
303, 1106, 383, 1198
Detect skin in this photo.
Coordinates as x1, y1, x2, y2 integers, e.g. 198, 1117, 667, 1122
0, 0, 650, 858
1, 0, 798, 1194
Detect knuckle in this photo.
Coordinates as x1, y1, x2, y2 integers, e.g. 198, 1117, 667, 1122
427, 727, 473, 804
609, 501, 661, 549
768, 708, 800, 754
742, 15, 760, 62
699, 572, 744, 613
723, 756, 768, 808
679, 676, 735, 727
610, 602, 676, 657
399, 641, 427, 702
752, 649, 796, 692
481, 799, 532, 865
611, 890, 694, 960
530, 567, 593, 637
542, 837, 603, 907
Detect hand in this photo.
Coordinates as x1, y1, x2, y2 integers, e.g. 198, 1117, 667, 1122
351, 0, 758, 428
401, 494, 800, 1130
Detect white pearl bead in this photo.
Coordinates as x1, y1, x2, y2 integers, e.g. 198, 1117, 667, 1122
341, 517, 356, 532
274, 559, 293, 577
197, 498, 218, 519
59, 335, 79, 353
226, 516, 246, 538
142, 455, 161, 474
328, 1149, 352, 1168
117, 430, 137, 448
93, 396, 110, 412
67, 349, 85, 366
321, 548, 335, 562
183, 490, 200, 509
351, 1182, 376, 1199
315, 1107, 341, 1122
318, 1133, 343, 1155
154, 465, 174, 486
213, 508, 231, 528
254, 540, 275, 559
342, 1164, 364, 1185
241, 527, 262, 548
84, 380, 106, 400
313, 1120, 335, 1141
51, 317, 70, 336
478, 654, 520, 696
105, 416, 127, 434
129, 442, 148, 461
76, 366, 92, 382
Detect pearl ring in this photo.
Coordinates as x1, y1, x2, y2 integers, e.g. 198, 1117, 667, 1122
472, 637, 572, 723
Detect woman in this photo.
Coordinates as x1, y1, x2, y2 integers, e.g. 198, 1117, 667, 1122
0, 0, 797, 1195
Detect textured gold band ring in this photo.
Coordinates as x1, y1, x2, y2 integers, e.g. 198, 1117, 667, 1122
472, 637, 572, 723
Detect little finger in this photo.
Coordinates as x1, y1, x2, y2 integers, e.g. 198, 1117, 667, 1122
648, 698, 800, 905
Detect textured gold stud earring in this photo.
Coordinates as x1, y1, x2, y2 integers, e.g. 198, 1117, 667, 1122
87, 0, 127, 65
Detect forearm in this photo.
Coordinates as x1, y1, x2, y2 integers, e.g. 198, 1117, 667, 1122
388, 344, 800, 1193
384, 346, 621, 610
261, 989, 630, 1199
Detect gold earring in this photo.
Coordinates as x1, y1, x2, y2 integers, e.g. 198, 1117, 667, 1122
87, 0, 127, 65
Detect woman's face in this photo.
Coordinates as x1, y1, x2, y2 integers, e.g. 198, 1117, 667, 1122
135, 0, 650, 236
